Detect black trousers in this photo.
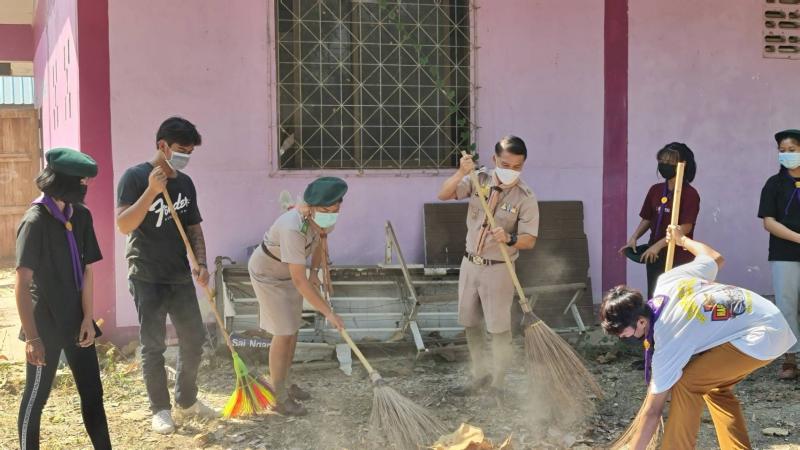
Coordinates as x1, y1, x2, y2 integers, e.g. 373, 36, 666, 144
645, 256, 667, 299
18, 340, 111, 450
130, 279, 206, 413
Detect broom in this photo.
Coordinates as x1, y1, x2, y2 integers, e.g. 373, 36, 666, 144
337, 328, 447, 450
610, 161, 686, 450
460, 151, 602, 416
160, 186, 275, 418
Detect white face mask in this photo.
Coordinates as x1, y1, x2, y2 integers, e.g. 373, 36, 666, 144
779, 152, 800, 170
168, 151, 191, 171
313, 211, 338, 228
494, 167, 521, 185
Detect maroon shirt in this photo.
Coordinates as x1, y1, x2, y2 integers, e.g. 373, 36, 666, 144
639, 182, 701, 265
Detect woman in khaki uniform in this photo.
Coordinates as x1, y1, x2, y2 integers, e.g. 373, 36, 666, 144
248, 177, 347, 415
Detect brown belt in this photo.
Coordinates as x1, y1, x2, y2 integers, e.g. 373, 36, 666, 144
260, 242, 282, 263
463, 252, 502, 266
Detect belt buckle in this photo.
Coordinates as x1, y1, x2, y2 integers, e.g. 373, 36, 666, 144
473, 255, 485, 265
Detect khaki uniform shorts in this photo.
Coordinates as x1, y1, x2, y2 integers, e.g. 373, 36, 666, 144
458, 256, 515, 333
248, 246, 303, 336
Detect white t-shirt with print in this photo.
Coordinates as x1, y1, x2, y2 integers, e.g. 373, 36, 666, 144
649, 255, 797, 394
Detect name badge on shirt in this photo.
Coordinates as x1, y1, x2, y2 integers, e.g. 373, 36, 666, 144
500, 203, 518, 214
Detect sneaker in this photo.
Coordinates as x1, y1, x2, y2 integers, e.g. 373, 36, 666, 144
289, 383, 311, 401
450, 375, 492, 397
176, 399, 219, 420
778, 362, 798, 380
273, 397, 308, 416
151, 410, 175, 434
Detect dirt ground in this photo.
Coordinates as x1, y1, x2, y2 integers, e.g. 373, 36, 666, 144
1, 266, 799, 449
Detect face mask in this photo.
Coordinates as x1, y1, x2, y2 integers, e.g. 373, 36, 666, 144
658, 163, 676, 180
621, 334, 644, 345
494, 167, 520, 185
313, 211, 338, 228
167, 151, 191, 171
779, 152, 800, 170
62, 185, 88, 204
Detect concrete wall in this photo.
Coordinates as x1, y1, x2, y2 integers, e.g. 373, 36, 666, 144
626, 0, 800, 295
107, 0, 607, 328
0, 24, 33, 61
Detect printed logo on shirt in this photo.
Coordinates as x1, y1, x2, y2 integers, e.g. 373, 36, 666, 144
701, 287, 753, 322
149, 193, 191, 228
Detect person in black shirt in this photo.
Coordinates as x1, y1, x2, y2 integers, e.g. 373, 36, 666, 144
758, 129, 800, 380
116, 117, 216, 434
15, 148, 111, 450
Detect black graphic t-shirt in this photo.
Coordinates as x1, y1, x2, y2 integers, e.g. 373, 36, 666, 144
758, 171, 800, 261
117, 162, 202, 283
16, 203, 102, 342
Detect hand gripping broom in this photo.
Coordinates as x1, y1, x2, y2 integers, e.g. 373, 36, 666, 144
460, 152, 602, 416
160, 187, 275, 418
610, 161, 686, 450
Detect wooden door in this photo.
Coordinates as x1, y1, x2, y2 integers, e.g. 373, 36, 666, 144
0, 108, 40, 259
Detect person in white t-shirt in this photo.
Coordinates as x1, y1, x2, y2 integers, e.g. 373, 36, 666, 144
600, 225, 797, 450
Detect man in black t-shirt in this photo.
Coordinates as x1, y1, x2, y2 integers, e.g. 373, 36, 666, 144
116, 117, 217, 433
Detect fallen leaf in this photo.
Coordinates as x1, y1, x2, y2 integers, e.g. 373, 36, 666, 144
762, 427, 790, 437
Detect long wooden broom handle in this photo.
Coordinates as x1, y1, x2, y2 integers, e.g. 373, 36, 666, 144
460, 152, 532, 314
664, 162, 686, 271
339, 328, 378, 376
161, 188, 236, 353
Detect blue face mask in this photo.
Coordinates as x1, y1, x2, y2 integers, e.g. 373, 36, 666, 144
779, 152, 800, 170
313, 211, 338, 228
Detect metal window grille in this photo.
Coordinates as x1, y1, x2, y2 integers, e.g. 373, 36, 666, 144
764, 0, 800, 59
276, 0, 474, 171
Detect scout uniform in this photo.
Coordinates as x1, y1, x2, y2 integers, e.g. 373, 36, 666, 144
454, 168, 539, 388
16, 148, 112, 450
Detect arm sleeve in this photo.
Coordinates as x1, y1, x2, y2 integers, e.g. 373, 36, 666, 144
279, 230, 310, 265
678, 188, 700, 224
649, 343, 693, 394
117, 168, 145, 207
657, 255, 719, 287
758, 179, 778, 219
82, 210, 103, 265
184, 178, 203, 226
454, 175, 473, 200
639, 187, 655, 220
516, 196, 540, 237
15, 214, 42, 271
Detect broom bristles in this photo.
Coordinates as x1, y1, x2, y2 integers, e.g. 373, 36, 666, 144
369, 384, 447, 450
220, 356, 277, 418
609, 394, 662, 450
524, 320, 603, 420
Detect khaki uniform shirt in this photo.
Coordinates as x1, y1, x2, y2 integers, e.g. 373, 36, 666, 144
263, 210, 320, 265
455, 169, 540, 261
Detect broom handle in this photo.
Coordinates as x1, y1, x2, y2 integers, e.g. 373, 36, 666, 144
339, 329, 377, 375
161, 188, 236, 354
664, 162, 686, 271
460, 152, 532, 314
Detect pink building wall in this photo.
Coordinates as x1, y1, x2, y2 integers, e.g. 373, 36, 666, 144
626, 0, 800, 295
107, 0, 607, 328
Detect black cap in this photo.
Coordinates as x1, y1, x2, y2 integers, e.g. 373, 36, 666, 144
775, 129, 800, 144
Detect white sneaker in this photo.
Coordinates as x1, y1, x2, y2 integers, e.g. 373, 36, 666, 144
175, 399, 219, 420
151, 410, 175, 434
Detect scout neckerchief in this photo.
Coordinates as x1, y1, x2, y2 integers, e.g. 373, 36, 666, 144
32, 194, 83, 291
307, 218, 333, 296
653, 182, 673, 238
643, 295, 669, 384
783, 172, 800, 216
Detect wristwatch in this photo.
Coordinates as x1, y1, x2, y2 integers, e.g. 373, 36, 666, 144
506, 233, 518, 247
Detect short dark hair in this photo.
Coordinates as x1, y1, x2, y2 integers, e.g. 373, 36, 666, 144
657, 142, 696, 183
779, 136, 800, 147
35, 167, 83, 200
156, 116, 202, 147
494, 135, 527, 160
599, 285, 650, 335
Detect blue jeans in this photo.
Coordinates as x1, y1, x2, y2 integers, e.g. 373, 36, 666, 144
770, 261, 800, 354
130, 279, 206, 413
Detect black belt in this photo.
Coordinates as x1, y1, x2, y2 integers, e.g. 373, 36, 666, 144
463, 252, 503, 266
261, 242, 282, 263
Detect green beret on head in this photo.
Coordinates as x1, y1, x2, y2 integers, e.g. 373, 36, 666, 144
304, 177, 348, 206
775, 129, 800, 145
45, 148, 98, 178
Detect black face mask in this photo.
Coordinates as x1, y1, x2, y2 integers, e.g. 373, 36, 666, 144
621, 334, 644, 344
658, 163, 676, 180
61, 185, 88, 204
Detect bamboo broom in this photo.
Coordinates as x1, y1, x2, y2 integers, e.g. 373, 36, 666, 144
610, 161, 685, 450
460, 152, 602, 417
160, 187, 275, 418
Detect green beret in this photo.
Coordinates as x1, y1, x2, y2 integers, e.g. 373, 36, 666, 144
304, 177, 348, 206
775, 129, 800, 144
45, 148, 98, 178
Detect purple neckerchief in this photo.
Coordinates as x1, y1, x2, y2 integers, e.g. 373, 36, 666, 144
653, 182, 672, 236
32, 195, 83, 291
784, 172, 800, 216
643, 295, 670, 384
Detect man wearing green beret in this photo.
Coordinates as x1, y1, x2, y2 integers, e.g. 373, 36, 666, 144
15, 148, 112, 448
248, 177, 347, 415
116, 117, 216, 434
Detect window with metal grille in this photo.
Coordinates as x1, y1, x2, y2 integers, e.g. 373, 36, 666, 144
276, 0, 473, 171
764, 0, 800, 59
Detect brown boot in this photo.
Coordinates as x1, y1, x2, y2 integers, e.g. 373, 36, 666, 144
289, 383, 311, 401
274, 397, 308, 416
778, 362, 798, 380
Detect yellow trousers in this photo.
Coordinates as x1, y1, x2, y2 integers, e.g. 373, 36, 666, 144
662, 343, 771, 450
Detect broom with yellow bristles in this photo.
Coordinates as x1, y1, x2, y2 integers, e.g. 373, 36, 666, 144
160, 186, 275, 418
610, 162, 686, 449
460, 151, 603, 417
